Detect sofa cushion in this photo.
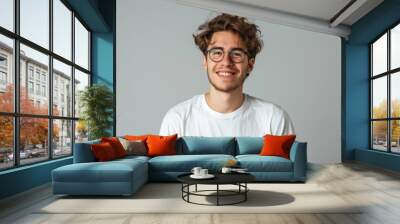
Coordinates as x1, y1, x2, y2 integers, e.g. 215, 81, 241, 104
124, 135, 149, 141
176, 137, 236, 155
236, 155, 293, 172
119, 138, 147, 156
147, 134, 177, 157
148, 154, 235, 172
101, 137, 127, 158
260, 135, 296, 159
53, 158, 148, 183
74, 139, 100, 163
236, 137, 263, 155
91, 142, 118, 161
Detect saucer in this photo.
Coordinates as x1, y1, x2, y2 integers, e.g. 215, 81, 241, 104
190, 174, 215, 179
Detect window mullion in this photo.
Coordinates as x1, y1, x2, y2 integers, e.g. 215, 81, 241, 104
370, 45, 373, 149
71, 10, 76, 155
49, 0, 54, 160
13, 0, 20, 166
388, 30, 391, 152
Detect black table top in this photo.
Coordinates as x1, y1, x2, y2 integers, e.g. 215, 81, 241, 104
177, 172, 255, 185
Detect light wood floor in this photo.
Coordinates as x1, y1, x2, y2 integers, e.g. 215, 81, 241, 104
1, 162, 400, 224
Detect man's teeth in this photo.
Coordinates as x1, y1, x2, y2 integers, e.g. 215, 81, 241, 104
218, 72, 234, 76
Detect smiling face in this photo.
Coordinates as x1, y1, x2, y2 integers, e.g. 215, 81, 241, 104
203, 31, 255, 93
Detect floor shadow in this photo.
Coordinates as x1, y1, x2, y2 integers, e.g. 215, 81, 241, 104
203, 190, 295, 207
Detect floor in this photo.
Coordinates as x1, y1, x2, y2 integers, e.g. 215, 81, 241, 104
0, 162, 400, 224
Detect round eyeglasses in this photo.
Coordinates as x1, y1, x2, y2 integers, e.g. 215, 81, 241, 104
206, 48, 249, 63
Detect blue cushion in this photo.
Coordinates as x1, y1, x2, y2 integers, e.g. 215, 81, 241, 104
236, 155, 293, 172
236, 137, 263, 155
148, 154, 235, 172
176, 137, 236, 155
73, 139, 100, 163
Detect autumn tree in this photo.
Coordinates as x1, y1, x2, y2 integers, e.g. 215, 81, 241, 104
372, 99, 400, 143
0, 84, 60, 151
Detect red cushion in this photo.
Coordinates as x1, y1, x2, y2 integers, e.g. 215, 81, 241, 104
91, 142, 118, 161
124, 135, 150, 141
146, 134, 177, 157
259, 134, 296, 159
101, 137, 127, 158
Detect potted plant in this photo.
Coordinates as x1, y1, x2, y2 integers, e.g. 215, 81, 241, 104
79, 84, 113, 140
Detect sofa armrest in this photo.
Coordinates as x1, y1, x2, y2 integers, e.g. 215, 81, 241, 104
289, 141, 307, 181
73, 140, 100, 163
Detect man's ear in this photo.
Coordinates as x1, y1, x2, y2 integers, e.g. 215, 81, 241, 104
202, 55, 207, 70
248, 58, 255, 73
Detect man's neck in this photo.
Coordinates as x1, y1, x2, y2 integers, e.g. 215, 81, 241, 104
205, 89, 245, 113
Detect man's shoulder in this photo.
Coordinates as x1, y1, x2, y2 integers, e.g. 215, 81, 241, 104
246, 94, 284, 112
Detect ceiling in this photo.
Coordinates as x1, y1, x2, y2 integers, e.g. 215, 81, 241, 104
176, 0, 384, 38
224, 0, 383, 26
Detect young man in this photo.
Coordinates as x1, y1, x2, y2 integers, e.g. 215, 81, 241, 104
160, 13, 294, 137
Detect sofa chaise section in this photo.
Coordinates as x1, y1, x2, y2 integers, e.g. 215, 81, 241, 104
52, 141, 149, 196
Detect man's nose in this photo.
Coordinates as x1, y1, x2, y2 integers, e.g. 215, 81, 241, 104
220, 52, 234, 66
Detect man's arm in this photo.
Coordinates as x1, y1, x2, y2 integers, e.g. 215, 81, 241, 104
159, 110, 183, 136
270, 109, 295, 135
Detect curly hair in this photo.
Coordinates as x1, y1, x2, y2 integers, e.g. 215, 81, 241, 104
193, 13, 263, 59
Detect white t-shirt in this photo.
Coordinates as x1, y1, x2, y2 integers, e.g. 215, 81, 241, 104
159, 94, 294, 137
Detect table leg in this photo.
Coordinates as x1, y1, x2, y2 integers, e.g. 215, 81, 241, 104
217, 184, 219, 206
245, 183, 247, 201
195, 184, 197, 192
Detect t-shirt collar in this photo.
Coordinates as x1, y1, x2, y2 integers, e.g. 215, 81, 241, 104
201, 94, 248, 119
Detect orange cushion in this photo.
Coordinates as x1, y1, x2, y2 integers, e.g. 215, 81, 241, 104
101, 137, 127, 158
146, 134, 178, 157
124, 135, 150, 141
91, 142, 118, 161
259, 134, 296, 159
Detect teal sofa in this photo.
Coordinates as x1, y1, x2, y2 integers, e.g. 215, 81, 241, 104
52, 137, 307, 196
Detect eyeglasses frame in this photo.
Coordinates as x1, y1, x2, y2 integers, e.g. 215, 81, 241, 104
205, 47, 250, 63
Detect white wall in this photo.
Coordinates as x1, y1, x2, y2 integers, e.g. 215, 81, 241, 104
116, 0, 341, 163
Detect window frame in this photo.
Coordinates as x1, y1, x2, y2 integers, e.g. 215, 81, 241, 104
370, 20, 400, 154
0, 0, 92, 171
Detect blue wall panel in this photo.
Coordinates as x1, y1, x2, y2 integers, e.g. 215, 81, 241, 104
0, 158, 72, 199
345, 0, 400, 171
92, 33, 113, 88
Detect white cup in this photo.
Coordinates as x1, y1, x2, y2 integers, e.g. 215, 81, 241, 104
191, 167, 202, 176
221, 167, 232, 174
200, 169, 208, 176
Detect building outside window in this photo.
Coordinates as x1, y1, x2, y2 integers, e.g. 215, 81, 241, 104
371, 22, 400, 154
36, 83, 40, 95
41, 73, 46, 83
28, 66, 34, 79
0, 0, 91, 171
0, 71, 6, 84
42, 85, 46, 97
0, 54, 7, 91
0, 54, 7, 67
28, 81, 34, 94
35, 70, 40, 81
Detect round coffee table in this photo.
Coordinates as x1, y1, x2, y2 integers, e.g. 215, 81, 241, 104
177, 172, 255, 206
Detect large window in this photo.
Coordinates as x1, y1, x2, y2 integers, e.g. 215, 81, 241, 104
0, 0, 91, 171
371, 22, 400, 153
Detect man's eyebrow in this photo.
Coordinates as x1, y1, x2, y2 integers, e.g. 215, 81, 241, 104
231, 47, 246, 51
